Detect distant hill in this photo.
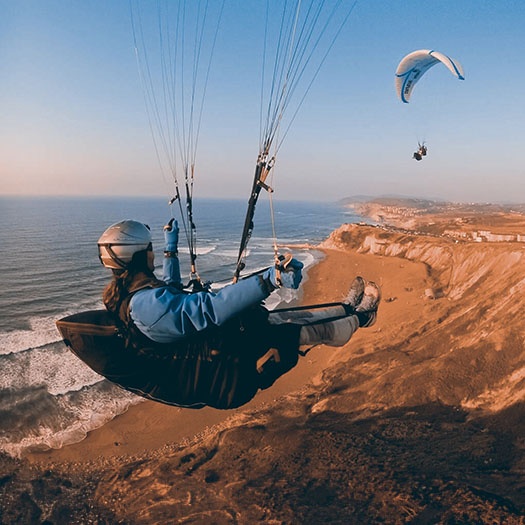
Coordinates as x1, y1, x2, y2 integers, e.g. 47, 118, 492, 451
339, 195, 444, 209
340, 195, 525, 215
339, 196, 525, 235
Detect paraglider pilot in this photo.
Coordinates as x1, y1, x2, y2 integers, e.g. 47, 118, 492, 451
413, 143, 427, 161
92, 219, 381, 409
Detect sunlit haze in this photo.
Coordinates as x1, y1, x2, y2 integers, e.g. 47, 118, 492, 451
2, 1, 524, 203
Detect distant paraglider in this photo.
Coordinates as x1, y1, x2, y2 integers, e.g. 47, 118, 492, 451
395, 49, 464, 160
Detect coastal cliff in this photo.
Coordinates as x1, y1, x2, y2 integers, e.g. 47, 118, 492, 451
2, 219, 525, 523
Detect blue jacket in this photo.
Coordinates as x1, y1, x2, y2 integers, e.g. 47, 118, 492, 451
129, 248, 274, 344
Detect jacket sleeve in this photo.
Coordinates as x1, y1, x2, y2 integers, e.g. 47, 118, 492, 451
129, 273, 275, 344
162, 254, 182, 287
162, 228, 182, 286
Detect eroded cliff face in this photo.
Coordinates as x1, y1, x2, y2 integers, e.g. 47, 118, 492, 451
320, 223, 525, 416
325, 223, 525, 303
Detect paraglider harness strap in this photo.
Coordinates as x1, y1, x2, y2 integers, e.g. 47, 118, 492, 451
271, 301, 353, 357
184, 278, 211, 293
273, 252, 293, 287
256, 348, 281, 374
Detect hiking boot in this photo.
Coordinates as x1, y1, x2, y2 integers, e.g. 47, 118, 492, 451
344, 276, 365, 309
356, 281, 381, 312
355, 281, 381, 328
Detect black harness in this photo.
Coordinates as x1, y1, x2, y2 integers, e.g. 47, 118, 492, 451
80, 273, 302, 409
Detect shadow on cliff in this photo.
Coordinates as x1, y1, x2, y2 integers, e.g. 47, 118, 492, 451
3, 402, 523, 524
87, 401, 525, 524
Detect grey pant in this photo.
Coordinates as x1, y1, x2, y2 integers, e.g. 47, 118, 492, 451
268, 305, 359, 347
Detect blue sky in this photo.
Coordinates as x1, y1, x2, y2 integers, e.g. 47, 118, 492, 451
2, 0, 524, 203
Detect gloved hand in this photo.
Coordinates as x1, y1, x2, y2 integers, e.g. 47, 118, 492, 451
163, 218, 179, 252
265, 255, 303, 290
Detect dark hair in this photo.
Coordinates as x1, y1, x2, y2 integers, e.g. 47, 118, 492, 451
103, 250, 153, 314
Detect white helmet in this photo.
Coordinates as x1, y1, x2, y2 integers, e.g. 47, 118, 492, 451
98, 220, 152, 269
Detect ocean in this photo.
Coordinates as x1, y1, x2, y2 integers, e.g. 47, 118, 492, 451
0, 196, 360, 457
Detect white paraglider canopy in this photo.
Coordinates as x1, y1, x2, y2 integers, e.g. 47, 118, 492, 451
395, 49, 465, 103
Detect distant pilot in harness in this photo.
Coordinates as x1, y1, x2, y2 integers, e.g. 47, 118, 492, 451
413, 142, 427, 161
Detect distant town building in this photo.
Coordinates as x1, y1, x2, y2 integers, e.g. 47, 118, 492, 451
444, 229, 525, 243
